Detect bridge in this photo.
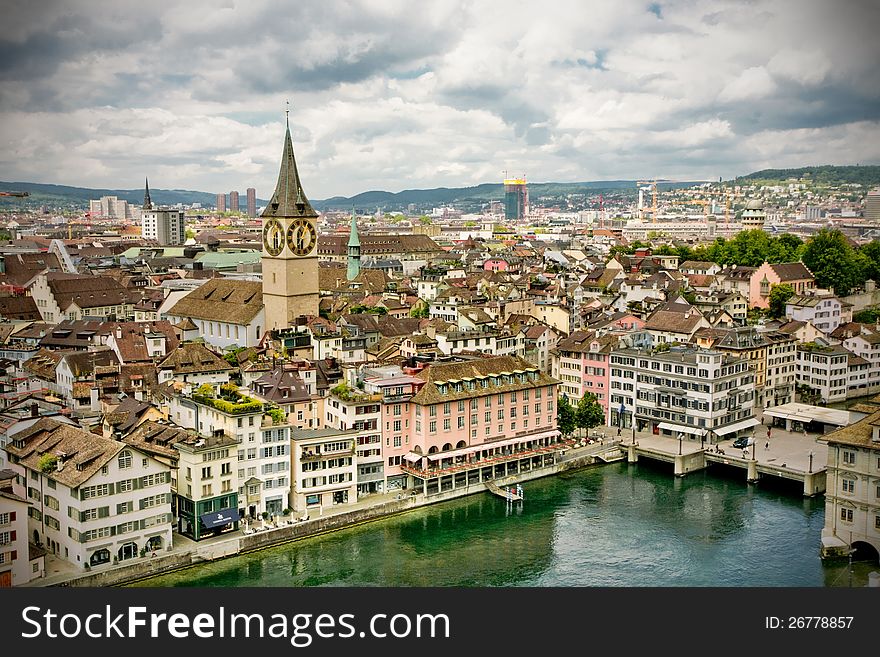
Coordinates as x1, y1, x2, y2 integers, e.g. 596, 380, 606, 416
623, 441, 826, 496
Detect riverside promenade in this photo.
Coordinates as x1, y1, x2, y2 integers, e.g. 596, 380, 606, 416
26, 440, 619, 588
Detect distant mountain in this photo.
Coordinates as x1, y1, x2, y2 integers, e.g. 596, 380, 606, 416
0, 181, 268, 209
313, 179, 700, 211
735, 165, 880, 187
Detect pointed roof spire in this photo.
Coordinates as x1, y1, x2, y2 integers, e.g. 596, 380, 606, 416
143, 177, 153, 210
348, 209, 360, 248
261, 109, 316, 219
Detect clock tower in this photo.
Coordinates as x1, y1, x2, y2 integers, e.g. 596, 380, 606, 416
261, 118, 320, 331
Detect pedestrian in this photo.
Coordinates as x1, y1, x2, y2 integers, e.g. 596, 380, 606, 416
767, 427, 771, 440
617, 426, 622, 437
765, 440, 769, 450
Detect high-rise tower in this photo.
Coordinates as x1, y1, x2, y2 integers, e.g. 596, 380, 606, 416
229, 190, 240, 213
261, 118, 319, 330
504, 177, 528, 220
246, 188, 257, 217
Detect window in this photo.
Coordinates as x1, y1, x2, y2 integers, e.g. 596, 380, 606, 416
202, 484, 212, 497
221, 462, 231, 476
201, 466, 212, 479
842, 479, 855, 494
840, 508, 853, 522
118, 451, 132, 469
443, 418, 450, 431
429, 421, 436, 433
443, 403, 451, 415
457, 416, 465, 429
843, 450, 856, 465
497, 409, 504, 420
393, 437, 402, 448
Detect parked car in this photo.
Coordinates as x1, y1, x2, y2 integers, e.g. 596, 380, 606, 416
732, 436, 753, 449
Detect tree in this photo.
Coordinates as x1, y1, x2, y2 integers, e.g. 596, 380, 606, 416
854, 308, 880, 323
409, 304, 429, 318
575, 393, 605, 435
557, 395, 576, 437
859, 240, 880, 283
801, 228, 863, 296
767, 283, 794, 319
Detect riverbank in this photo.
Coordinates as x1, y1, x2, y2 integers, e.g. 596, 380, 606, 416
30, 442, 616, 587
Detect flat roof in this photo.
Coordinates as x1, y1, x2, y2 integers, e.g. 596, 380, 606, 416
762, 402, 855, 427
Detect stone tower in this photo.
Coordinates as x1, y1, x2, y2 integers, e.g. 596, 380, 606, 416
347, 212, 361, 281
261, 119, 320, 331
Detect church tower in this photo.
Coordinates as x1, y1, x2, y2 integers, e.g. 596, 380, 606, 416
261, 117, 320, 331
346, 211, 361, 281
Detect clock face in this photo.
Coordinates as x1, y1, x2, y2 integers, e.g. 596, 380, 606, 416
263, 218, 284, 256
287, 218, 317, 256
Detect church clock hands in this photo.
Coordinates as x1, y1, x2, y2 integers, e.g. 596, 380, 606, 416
263, 218, 284, 256
286, 218, 317, 256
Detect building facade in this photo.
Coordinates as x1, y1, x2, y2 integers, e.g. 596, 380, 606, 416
609, 346, 758, 443
820, 411, 880, 561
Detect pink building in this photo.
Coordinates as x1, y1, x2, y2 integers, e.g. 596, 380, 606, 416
551, 331, 615, 421
749, 261, 815, 309
371, 356, 562, 493
483, 258, 509, 272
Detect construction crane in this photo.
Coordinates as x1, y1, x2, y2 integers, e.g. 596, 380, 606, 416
0, 191, 29, 197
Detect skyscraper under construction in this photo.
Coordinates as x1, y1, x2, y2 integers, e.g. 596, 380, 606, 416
504, 177, 528, 220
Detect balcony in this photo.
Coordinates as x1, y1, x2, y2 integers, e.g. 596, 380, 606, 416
300, 447, 356, 462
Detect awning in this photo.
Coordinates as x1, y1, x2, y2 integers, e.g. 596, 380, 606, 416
403, 452, 423, 463
200, 507, 239, 528
714, 418, 761, 436
657, 422, 705, 436
426, 430, 560, 461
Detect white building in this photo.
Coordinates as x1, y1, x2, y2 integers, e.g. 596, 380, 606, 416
820, 411, 880, 562
785, 293, 851, 334
796, 343, 850, 403
142, 208, 185, 246
609, 346, 758, 443
164, 279, 265, 349
324, 388, 384, 496
290, 428, 358, 514
3, 418, 173, 569
0, 468, 44, 586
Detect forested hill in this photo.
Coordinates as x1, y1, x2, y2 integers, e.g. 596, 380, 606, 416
735, 165, 880, 187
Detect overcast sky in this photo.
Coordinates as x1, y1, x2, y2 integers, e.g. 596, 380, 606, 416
1, 0, 879, 200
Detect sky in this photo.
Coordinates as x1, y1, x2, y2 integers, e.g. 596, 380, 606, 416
1, 0, 879, 200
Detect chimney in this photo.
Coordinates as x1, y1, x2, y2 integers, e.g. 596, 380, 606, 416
116, 326, 122, 339
30, 402, 39, 418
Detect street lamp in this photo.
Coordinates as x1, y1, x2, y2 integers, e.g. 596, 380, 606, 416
809, 451, 813, 473
678, 432, 683, 455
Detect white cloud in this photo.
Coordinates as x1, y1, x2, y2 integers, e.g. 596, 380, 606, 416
0, 0, 877, 198
718, 67, 777, 102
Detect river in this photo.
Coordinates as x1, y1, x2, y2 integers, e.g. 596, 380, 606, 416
131, 461, 875, 587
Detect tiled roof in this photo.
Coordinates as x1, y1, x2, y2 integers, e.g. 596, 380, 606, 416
157, 342, 233, 374
769, 262, 813, 281
5, 418, 124, 488
822, 409, 880, 448
167, 278, 262, 325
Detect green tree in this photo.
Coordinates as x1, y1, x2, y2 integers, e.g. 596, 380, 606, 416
859, 240, 880, 283
853, 308, 880, 323
575, 393, 605, 435
767, 283, 794, 319
419, 216, 432, 225
557, 395, 576, 437
801, 228, 863, 296
409, 304, 429, 318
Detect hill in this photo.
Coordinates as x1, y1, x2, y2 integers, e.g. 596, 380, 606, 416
314, 179, 699, 211
735, 165, 880, 187
0, 181, 268, 210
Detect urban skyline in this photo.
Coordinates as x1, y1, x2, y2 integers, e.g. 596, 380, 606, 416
0, 1, 878, 199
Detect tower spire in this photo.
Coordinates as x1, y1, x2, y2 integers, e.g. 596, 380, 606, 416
347, 209, 361, 281
143, 177, 153, 210
261, 107, 316, 219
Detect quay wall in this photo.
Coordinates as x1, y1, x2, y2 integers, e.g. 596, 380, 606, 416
51, 447, 619, 588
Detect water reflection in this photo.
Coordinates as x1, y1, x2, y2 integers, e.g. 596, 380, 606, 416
132, 462, 863, 588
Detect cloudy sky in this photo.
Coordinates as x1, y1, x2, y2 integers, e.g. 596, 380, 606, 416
1, 0, 879, 199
